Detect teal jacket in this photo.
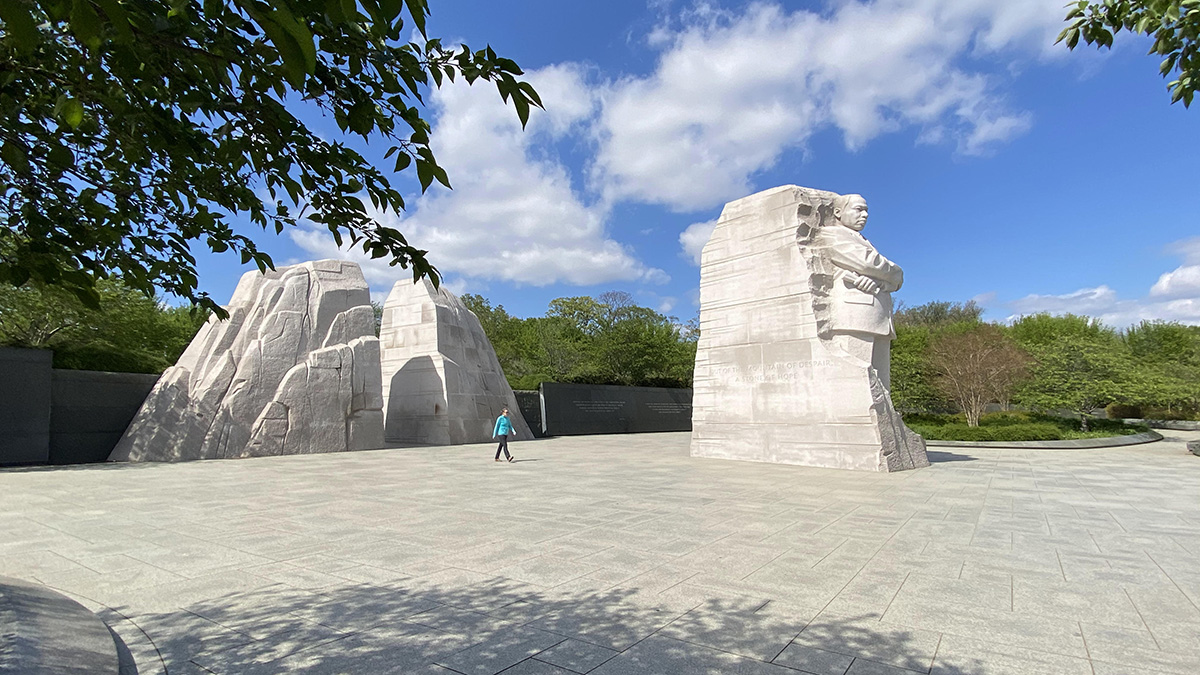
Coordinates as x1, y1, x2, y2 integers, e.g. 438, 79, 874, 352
493, 414, 515, 437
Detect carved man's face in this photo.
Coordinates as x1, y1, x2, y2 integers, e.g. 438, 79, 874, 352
836, 195, 869, 231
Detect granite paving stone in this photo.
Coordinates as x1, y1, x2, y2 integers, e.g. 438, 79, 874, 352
533, 637, 620, 673
656, 598, 816, 661
772, 643, 856, 675
791, 610, 942, 672
433, 625, 566, 675
2, 430, 1199, 675
590, 635, 801, 675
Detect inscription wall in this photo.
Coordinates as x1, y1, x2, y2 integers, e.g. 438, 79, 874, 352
540, 383, 692, 436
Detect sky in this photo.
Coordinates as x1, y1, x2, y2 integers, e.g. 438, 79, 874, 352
194, 0, 1200, 327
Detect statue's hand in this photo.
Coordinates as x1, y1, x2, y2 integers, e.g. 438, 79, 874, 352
854, 275, 881, 295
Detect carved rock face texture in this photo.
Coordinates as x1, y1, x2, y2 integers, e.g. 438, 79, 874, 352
109, 260, 384, 462
380, 278, 530, 445
691, 185, 928, 472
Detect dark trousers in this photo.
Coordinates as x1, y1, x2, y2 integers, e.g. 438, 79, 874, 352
494, 435, 511, 460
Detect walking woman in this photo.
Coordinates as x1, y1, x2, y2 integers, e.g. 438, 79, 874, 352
493, 408, 516, 462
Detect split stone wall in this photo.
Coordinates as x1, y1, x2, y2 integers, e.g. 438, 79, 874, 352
380, 278, 530, 445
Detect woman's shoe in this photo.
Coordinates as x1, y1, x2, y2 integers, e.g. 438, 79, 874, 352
507, 457, 515, 462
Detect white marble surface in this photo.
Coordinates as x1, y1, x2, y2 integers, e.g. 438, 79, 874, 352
110, 260, 384, 461
691, 185, 927, 472
380, 278, 530, 445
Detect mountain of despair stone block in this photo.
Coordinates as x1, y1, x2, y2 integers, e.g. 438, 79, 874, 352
109, 260, 384, 461
380, 278, 531, 445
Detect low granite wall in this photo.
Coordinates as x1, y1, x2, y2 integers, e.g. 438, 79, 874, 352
0, 347, 159, 466
513, 390, 547, 438
50, 370, 160, 464
539, 382, 692, 436
0, 348, 53, 465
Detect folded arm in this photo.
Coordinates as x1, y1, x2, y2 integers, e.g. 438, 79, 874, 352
826, 231, 903, 292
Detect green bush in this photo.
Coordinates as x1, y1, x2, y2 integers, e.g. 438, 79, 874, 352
1106, 403, 1142, 419
907, 422, 1064, 442
903, 410, 1146, 441
901, 412, 965, 427
976, 411, 1038, 426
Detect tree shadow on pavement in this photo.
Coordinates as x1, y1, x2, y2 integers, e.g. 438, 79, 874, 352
98, 573, 991, 675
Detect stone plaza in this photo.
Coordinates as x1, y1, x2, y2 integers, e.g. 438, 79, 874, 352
2, 430, 1198, 675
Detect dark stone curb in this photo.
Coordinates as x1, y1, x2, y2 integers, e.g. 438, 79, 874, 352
0, 576, 119, 675
926, 430, 1163, 450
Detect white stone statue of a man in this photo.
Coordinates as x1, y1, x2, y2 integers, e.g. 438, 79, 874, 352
820, 193, 903, 388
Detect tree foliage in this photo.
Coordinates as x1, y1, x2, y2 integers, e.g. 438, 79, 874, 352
893, 300, 983, 328
0, 279, 208, 372
927, 323, 1030, 427
890, 300, 985, 413
1059, 0, 1200, 107
462, 292, 697, 390
0, 1, 540, 315
1122, 320, 1200, 415
1010, 314, 1134, 430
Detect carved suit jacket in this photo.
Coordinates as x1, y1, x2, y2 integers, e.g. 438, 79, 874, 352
818, 225, 904, 338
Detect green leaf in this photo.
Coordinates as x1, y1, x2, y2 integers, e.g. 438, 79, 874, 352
0, 1, 40, 52
1, 141, 30, 173
347, 101, 375, 135
47, 142, 74, 170
61, 97, 85, 128
380, 0, 404, 22
416, 160, 433, 191
94, 0, 133, 41
69, 0, 105, 51
247, 6, 317, 88
403, 0, 428, 36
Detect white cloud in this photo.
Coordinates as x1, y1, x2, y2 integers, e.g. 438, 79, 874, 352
592, 0, 1064, 211
1150, 236, 1200, 299
1009, 285, 1122, 317
970, 291, 998, 308
1150, 265, 1200, 300
291, 64, 667, 293
1007, 238, 1200, 326
679, 218, 718, 265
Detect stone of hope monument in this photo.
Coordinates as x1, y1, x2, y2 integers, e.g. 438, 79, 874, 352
691, 185, 929, 472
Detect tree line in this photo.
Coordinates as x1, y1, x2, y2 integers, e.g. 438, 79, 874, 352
890, 301, 1200, 427
5, 277, 1197, 428
462, 291, 697, 391
0, 279, 208, 373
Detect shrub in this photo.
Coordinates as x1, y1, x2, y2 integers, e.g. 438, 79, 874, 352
977, 411, 1037, 426
1106, 403, 1142, 419
901, 412, 965, 427
908, 422, 1065, 442
1141, 408, 1200, 421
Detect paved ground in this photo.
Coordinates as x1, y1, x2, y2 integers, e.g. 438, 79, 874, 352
2, 431, 1199, 675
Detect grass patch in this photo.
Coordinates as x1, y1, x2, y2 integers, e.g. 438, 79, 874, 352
903, 411, 1149, 442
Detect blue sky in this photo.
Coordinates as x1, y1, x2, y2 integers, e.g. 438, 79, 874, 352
195, 0, 1200, 326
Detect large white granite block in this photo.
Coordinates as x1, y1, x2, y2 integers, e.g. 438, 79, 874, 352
380, 278, 530, 445
109, 260, 384, 461
691, 185, 928, 472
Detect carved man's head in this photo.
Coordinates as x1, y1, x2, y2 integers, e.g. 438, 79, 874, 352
832, 194, 869, 231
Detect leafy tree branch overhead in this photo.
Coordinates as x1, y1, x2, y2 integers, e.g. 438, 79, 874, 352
1059, 0, 1200, 107
0, 0, 541, 316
